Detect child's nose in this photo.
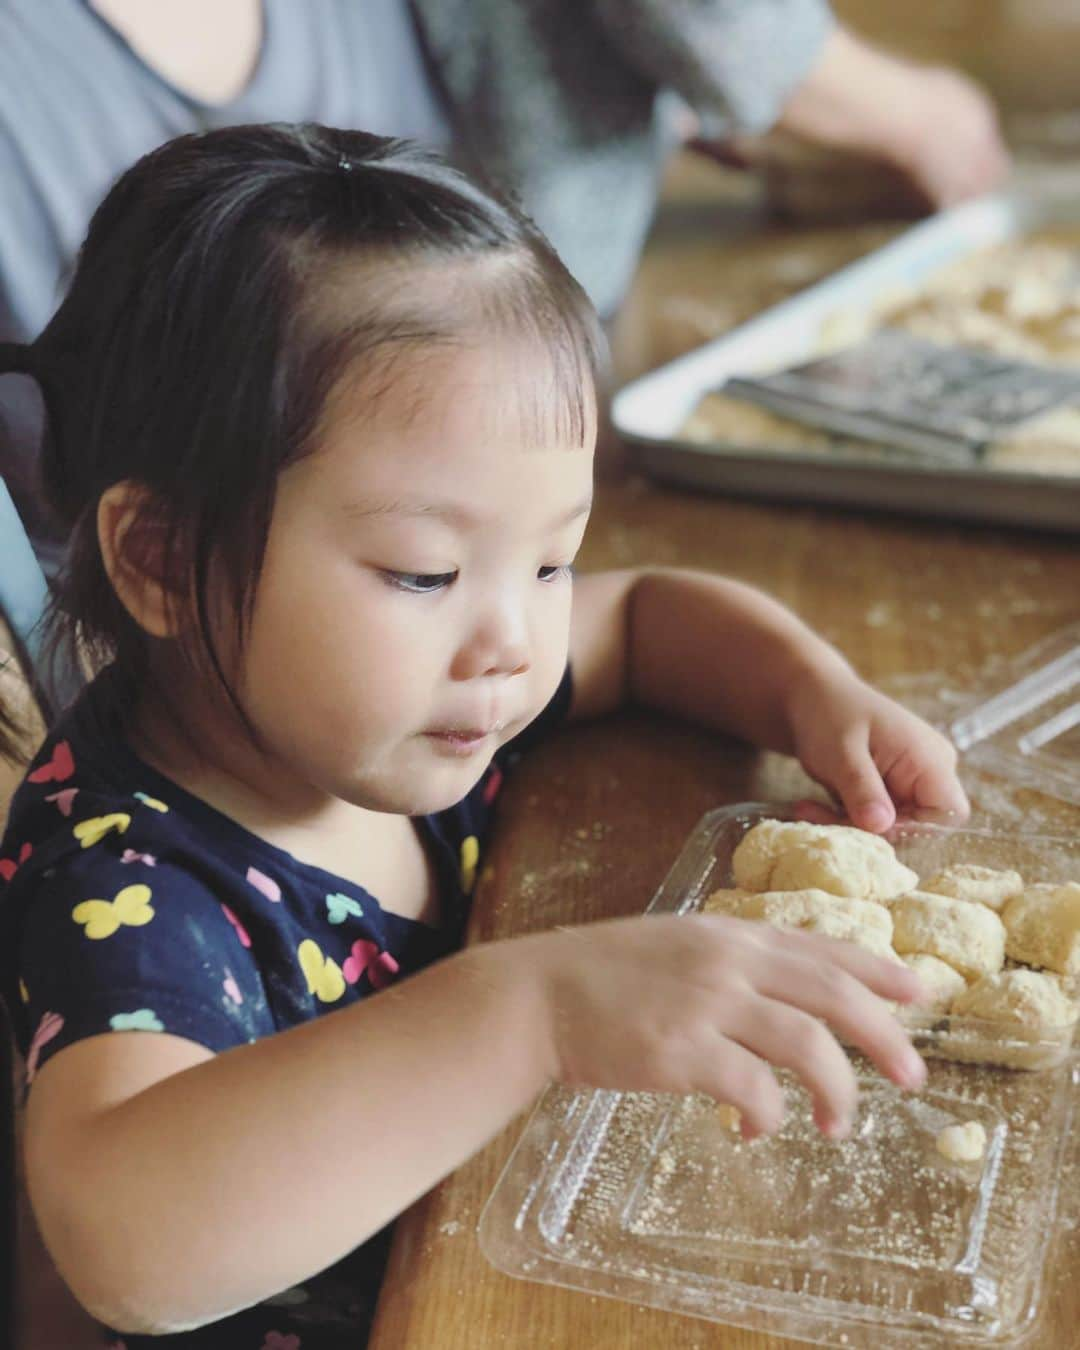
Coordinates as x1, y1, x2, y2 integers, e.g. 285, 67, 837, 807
451, 599, 531, 681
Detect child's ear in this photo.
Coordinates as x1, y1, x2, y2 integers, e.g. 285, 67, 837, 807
97, 481, 186, 639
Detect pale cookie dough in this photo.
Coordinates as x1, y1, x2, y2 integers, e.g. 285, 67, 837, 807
731, 820, 918, 901
891, 890, 1006, 980
936, 1121, 987, 1163
921, 864, 1024, 913
900, 954, 968, 1015
952, 969, 1079, 1031
1002, 882, 1080, 976
716, 1103, 742, 1133
703, 886, 895, 958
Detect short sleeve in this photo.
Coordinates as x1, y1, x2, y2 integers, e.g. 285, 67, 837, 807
15, 852, 275, 1086
594, 0, 836, 137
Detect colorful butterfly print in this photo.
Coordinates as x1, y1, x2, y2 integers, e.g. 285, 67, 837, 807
223, 971, 243, 1005
27, 739, 75, 784
261, 1333, 301, 1350
460, 835, 479, 893
133, 791, 168, 812
482, 763, 504, 805
0, 840, 31, 881
342, 939, 400, 990
298, 939, 346, 1003
45, 787, 79, 816
325, 892, 363, 925
120, 849, 157, 866
25, 1011, 64, 1083
18, 978, 29, 1004
72, 884, 154, 939
247, 866, 282, 902
221, 903, 252, 948
73, 812, 131, 849
109, 1009, 164, 1032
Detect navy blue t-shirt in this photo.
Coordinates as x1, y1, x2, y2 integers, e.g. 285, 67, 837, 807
0, 663, 572, 1348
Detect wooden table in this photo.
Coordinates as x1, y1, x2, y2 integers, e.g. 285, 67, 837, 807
368, 162, 1080, 1349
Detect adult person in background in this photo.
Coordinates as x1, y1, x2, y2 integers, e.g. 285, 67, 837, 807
1, 0, 1008, 569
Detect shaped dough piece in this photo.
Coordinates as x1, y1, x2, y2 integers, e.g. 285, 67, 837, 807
731, 820, 918, 900
891, 890, 1006, 980
952, 968, 1078, 1031
703, 886, 895, 958
936, 1121, 986, 1163
900, 954, 967, 1015
1002, 882, 1080, 976
921, 863, 1023, 913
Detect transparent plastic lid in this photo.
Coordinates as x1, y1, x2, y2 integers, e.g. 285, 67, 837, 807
950, 622, 1080, 807
480, 805, 1080, 1349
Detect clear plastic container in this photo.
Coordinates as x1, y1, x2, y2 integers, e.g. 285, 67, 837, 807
950, 622, 1080, 808
479, 804, 1080, 1348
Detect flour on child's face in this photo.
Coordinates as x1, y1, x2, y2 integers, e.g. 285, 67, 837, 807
237, 343, 595, 815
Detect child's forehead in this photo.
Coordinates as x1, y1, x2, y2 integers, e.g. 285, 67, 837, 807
316, 337, 597, 456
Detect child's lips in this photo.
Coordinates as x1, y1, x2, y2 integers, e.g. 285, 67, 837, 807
423, 725, 501, 755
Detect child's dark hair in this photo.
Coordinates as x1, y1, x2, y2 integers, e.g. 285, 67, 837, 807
0, 123, 605, 741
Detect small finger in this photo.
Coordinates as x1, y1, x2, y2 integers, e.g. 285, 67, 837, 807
758, 951, 927, 1093
725, 998, 858, 1139
763, 926, 926, 1007
830, 739, 896, 834
694, 1030, 785, 1138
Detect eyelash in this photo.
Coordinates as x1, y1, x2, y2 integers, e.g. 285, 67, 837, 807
383, 565, 571, 594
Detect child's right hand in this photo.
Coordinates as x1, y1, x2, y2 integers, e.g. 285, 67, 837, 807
526, 913, 927, 1140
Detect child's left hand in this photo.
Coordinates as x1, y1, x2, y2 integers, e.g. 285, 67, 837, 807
784, 667, 969, 834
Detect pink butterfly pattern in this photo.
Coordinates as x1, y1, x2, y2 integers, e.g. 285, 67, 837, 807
26, 1011, 64, 1083
342, 939, 399, 990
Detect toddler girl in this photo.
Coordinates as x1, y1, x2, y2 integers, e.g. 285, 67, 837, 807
0, 123, 967, 1348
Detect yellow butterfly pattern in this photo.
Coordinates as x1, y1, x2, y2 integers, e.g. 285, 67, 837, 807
72, 884, 155, 940
298, 939, 346, 1003
73, 813, 132, 849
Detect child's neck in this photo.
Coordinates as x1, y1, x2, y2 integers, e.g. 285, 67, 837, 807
127, 686, 441, 925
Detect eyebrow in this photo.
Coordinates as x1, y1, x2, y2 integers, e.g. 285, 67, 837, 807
342, 494, 593, 530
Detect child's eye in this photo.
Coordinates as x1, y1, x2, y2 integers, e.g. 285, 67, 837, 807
383, 570, 458, 594
538, 564, 573, 582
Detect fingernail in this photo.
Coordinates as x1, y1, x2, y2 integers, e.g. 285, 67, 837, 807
860, 801, 893, 832
825, 1114, 852, 1140
897, 1051, 926, 1089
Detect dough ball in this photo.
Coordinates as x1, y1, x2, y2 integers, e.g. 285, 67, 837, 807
1002, 882, 1080, 976
900, 954, 967, 1015
936, 1121, 986, 1163
891, 890, 1006, 980
703, 886, 895, 958
952, 968, 1078, 1031
921, 863, 1024, 913
731, 820, 918, 901
716, 1103, 742, 1133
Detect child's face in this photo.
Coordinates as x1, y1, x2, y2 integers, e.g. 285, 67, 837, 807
236, 342, 595, 815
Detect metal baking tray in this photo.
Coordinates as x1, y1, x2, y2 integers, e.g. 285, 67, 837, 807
480, 804, 1080, 1347
612, 191, 1080, 532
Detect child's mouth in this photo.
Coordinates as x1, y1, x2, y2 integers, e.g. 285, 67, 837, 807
423, 727, 497, 756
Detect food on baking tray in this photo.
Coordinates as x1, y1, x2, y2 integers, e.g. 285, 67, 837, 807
730, 819, 918, 900
703, 820, 1080, 1062
679, 239, 1080, 476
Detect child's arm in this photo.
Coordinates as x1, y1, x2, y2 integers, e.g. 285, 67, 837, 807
568, 568, 969, 831
26, 913, 924, 1335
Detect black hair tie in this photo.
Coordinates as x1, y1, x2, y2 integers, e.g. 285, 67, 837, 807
0, 342, 33, 375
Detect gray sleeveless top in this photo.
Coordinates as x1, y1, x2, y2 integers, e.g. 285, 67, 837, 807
0, 0, 832, 557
